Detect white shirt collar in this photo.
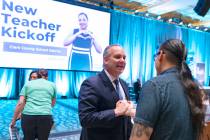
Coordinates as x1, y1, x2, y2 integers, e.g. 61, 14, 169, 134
104, 69, 118, 82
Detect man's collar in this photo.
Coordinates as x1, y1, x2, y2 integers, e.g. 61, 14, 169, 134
104, 69, 118, 82
159, 66, 178, 75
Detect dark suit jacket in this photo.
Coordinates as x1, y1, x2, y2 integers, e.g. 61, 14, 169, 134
79, 70, 132, 140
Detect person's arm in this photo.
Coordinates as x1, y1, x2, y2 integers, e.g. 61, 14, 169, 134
63, 30, 81, 46
130, 123, 153, 140
88, 31, 102, 53
10, 96, 26, 128
92, 38, 102, 53
51, 83, 57, 107
130, 81, 160, 140
79, 79, 129, 128
52, 98, 56, 107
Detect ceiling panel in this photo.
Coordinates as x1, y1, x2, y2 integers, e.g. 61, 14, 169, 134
130, 0, 210, 27
80, 0, 210, 30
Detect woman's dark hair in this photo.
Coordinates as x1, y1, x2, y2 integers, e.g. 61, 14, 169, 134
38, 69, 48, 78
78, 12, 88, 20
159, 39, 205, 139
28, 70, 41, 81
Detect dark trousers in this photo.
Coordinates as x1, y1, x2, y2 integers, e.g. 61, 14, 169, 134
21, 114, 53, 140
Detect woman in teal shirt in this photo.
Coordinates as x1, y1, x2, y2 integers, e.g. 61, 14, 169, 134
10, 69, 56, 140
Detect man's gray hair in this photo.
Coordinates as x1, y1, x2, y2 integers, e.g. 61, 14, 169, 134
103, 44, 121, 58
103, 44, 121, 68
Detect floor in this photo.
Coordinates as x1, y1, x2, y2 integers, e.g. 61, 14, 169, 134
2, 95, 208, 140
0, 99, 81, 140
1, 93, 137, 140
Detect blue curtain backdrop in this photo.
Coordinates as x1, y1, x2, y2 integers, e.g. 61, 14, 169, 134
0, 11, 210, 99
110, 11, 210, 85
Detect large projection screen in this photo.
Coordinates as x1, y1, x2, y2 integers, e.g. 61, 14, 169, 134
0, 0, 110, 71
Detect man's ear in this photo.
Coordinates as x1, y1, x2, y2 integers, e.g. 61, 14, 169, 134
104, 57, 108, 65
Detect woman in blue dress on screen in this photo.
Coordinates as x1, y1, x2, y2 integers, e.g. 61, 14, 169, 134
64, 12, 102, 71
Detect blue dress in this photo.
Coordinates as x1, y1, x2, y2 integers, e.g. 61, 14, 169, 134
69, 29, 92, 71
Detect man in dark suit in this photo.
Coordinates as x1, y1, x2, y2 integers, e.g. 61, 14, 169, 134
79, 44, 135, 140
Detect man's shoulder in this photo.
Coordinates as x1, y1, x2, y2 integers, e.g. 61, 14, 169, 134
142, 77, 163, 91
83, 74, 100, 84
142, 74, 179, 95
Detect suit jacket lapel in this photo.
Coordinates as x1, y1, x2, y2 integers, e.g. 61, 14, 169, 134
99, 70, 120, 102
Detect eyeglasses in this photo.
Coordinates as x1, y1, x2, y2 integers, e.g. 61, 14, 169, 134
153, 51, 160, 61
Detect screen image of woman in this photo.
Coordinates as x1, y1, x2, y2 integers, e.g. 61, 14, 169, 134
64, 12, 102, 71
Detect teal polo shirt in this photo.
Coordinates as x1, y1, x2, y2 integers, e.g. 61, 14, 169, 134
20, 78, 56, 115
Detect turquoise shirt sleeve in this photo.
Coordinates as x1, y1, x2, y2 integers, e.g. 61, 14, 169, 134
19, 84, 27, 97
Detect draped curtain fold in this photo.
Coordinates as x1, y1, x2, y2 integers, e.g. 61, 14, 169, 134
110, 11, 210, 85
0, 11, 210, 99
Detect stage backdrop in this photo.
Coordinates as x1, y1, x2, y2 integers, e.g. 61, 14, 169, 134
0, 0, 110, 71
0, 7, 210, 99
